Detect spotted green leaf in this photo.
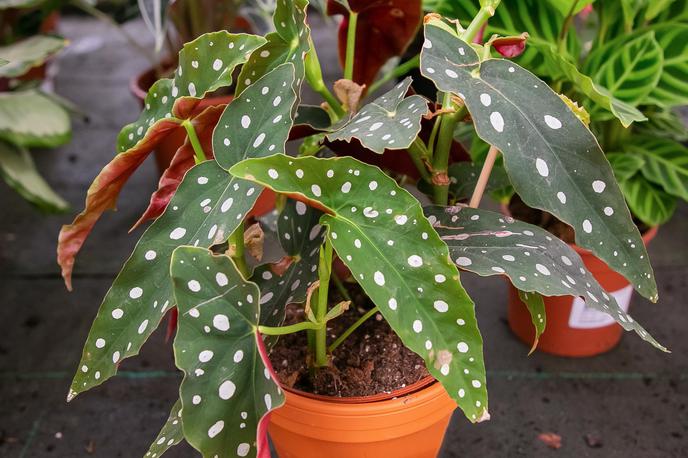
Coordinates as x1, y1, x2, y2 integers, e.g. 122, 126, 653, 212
171, 247, 283, 458
0, 35, 66, 78
420, 18, 657, 302
213, 63, 297, 171
607, 153, 645, 182
620, 175, 677, 226
326, 78, 429, 154
448, 162, 510, 201
626, 136, 688, 201
236, 0, 310, 99
425, 205, 665, 351
67, 161, 262, 401
0, 90, 71, 148
231, 154, 489, 423
145, 399, 183, 458
294, 105, 331, 130
517, 290, 545, 354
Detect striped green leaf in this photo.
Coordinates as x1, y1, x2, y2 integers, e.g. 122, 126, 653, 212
620, 175, 677, 226
420, 18, 657, 302
645, 24, 688, 107
231, 154, 489, 423
626, 136, 688, 200
172, 247, 283, 458
606, 153, 645, 182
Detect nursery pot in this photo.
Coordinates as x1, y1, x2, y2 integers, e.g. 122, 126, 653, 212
269, 377, 456, 458
507, 222, 658, 357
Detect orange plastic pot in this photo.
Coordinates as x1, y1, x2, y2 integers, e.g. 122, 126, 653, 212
508, 226, 658, 357
269, 377, 456, 458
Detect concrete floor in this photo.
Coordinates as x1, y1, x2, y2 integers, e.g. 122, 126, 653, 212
1, 15, 687, 458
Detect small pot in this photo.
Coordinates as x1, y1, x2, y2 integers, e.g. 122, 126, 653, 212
269, 377, 455, 458
507, 216, 658, 357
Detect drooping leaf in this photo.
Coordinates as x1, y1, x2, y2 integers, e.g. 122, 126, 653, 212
171, 247, 283, 458
213, 63, 297, 170
620, 174, 677, 226
448, 162, 511, 201
425, 205, 665, 350
517, 290, 545, 354
626, 136, 688, 201
327, 78, 429, 154
236, 0, 310, 99
145, 399, 183, 458
66, 161, 261, 400
328, 0, 422, 87
0, 35, 66, 78
420, 18, 657, 301
606, 153, 645, 182
0, 141, 68, 213
231, 154, 489, 423
0, 90, 71, 148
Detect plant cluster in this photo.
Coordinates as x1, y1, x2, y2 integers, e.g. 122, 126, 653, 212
58, 0, 668, 456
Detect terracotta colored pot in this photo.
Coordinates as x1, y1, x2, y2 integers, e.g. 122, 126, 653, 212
269, 377, 455, 458
508, 222, 658, 357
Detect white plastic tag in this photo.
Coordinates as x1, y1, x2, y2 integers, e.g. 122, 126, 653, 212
568, 285, 634, 329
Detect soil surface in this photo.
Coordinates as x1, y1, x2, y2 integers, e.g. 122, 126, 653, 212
509, 195, 651, 243
269, 282, 429, 397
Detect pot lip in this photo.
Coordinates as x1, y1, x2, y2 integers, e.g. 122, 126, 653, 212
279, 374, 437, 405
499, 202, 658, 253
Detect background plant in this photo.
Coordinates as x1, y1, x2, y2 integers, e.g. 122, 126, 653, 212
58, 1, 667, 456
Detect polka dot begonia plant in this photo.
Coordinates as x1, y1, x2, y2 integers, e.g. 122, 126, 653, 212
58, 1, 668, 456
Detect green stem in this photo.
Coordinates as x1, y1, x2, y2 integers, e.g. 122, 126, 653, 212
313, 240, 333, 367
432, 95, 465, 205
558, 0, 579, 53
229, 223, 249, 278
462, 1, 499, 43
407, 138, 432, 182
331, 273, 353, 303
344, 11, 359, 81
367, 54, 420, 95
305, 40, 346, 119
427, 113, 443, 156
259, 321, 325, 336
328, 307, 379, 353
182, 120, 206, 164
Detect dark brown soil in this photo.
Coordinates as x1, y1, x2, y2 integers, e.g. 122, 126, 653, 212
509, 195, 651, 243
268, 282, 429, 397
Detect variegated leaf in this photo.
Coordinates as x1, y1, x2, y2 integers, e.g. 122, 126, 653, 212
646, 24, 688, 107
0, 90, 71, 148
66, 161, 261, 400
420, 18, 657, 302
620, 175, 677, 227
425, 205, 665, 351
326, 78, 429, 154
231, 155, 489, 423
144, 399, 183, 458
171, 247, 283, 458
607, 153, 645, 182
626, 136, 688, 201
517, 290, 545, 354
0, 35, 66, 78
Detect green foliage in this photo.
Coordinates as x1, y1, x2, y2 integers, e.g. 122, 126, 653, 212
145, 399, 183, 457
619, 174, 676, 226
0, 35, 66, 78
0, 90, 71, 148
517, 290, 545, 354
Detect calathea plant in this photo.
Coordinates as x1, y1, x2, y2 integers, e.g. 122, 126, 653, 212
58, 0, 667, 456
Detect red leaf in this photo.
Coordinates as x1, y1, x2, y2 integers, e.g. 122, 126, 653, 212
328, 0, 422, 87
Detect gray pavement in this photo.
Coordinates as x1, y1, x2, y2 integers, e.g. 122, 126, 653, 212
0, 15, 686, 458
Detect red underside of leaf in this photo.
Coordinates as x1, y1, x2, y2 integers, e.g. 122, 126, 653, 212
328, 0, 422, 87
492, 35, 528, 58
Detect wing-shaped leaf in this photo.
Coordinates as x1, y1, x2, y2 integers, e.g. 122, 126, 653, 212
231, 154, 489, 423
328, 0, 422, 87
171, 247, 283, 458
0, 141, 68, 213
420, 18, 657, 301
606, 152, 645, 182
236, 0, 310, 99
620, 175, 677, 226
213, 63, 297, 170
326, 78, 429, 154
0, 35, 66, 78
425, 205, 665, 350
626, 136, 688, 201
145, 399, 183, 458
517, 290, 545, 354
0, 90, 71, 148
66, 161, 261, 401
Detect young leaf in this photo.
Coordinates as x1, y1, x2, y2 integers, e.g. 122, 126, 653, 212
171, 247, 283, 458
213, 63, 297, 171
626, 136, 688, 201
0, 141, 68, 213
231, 155, 489, 423
236, 0, 310, 98
606, 153, 645, 182
326, 78, 429, 154
420, 18, 658, 302
0, 35, 66, 78
619, 175, 677, 227
65, 161, 261, 400
145, 399, 183, 458
0, 90, 71, 148
327, 0, 422, 87
424, 205, 665, 351
517, 290, 545, 354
